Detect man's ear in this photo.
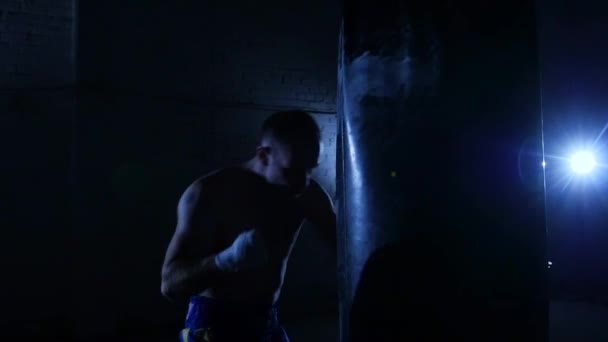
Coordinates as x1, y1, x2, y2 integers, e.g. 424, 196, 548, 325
256, 146, 271, 166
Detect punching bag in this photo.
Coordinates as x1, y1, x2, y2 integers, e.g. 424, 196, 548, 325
336, 1, 548, 341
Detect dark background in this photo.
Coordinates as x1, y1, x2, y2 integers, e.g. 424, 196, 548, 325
0, 0, 607, 340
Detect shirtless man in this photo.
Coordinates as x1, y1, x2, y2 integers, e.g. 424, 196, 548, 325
160, 110, 337, 342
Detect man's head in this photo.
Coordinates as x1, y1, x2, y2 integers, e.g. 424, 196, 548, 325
249, 110, 321, 196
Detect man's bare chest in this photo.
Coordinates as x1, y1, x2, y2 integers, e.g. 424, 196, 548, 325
215, 188, 305, 255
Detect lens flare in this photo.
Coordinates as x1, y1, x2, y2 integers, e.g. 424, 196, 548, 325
570, 151, 596, 174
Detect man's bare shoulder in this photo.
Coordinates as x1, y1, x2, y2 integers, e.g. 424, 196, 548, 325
184, 165, 251, 200
298, 179, 334, 213
176, 167, 245, 227
190, 166, 241, 188
306, 179, 332, 200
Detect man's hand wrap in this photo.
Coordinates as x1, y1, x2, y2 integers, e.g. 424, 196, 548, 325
214, 229, 268, 272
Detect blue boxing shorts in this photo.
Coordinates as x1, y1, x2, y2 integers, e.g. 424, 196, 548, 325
179, 296, 290, 342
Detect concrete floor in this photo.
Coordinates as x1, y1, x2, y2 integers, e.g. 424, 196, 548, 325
549, 301, 608, 342
283, 301, 608, 342
283, 313, 339, 342
9, 300, 606, 341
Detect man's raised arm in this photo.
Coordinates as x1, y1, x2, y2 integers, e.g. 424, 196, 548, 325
160, 180, 221, 302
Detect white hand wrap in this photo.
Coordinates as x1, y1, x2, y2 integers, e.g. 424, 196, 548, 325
214, 229, 268, 272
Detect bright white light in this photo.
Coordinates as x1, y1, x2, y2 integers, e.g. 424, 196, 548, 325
570, 151, 596, 174
542, 160, 546, 168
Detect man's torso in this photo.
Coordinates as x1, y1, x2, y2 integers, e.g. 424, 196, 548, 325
197, 166, 309, 305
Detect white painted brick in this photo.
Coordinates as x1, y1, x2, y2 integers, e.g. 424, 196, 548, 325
4, 21, 32, 32
3, 31, 26, 41
1, 0, 74, 87
1, 2, 22, 11
48, 8, 73, 17
300, 78, 318, 86
5, 11, 42, 23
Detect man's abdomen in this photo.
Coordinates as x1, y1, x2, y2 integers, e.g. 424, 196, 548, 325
198, 262, 287, 305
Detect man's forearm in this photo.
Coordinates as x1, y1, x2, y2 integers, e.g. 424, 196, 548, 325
161, 255, 222, 300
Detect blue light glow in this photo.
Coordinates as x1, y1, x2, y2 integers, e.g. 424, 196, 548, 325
570, 150, 596, 175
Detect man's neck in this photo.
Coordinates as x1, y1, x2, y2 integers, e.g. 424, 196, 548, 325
242, 158, 261, 174
241, 158, 305, 199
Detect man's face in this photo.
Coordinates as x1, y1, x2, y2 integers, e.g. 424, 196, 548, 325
261, 141, 319, 196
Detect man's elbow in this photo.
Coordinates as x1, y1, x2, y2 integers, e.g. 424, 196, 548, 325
163, 279, 191, 303
161, 278, 177, 300
160, 266, 181, 301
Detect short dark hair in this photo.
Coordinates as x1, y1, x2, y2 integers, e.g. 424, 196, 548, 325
259, 110, 320, 148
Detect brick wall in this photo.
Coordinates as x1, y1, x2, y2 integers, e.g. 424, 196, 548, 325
78, 0, 337, 112
0, 0, 75, 339
0, 0, 75, 88
203, 29, 337, 112
206, 64, 336, 112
